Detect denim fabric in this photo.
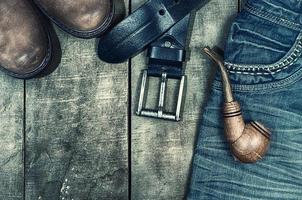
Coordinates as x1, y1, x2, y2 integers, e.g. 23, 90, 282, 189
188, 0, 302, 199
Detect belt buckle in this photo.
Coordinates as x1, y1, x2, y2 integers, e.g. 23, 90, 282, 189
136, 70, 185, 121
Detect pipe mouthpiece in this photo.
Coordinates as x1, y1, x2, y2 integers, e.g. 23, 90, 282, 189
203, 47, 224, 67
202, 47, 234, 102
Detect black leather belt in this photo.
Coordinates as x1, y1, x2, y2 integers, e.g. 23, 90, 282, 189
98, 0, 209, 121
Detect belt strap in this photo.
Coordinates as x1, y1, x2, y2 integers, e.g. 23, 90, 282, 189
97, 0, 209, 63
98, 0, 210, 121
147, 14, 190, 78
136, 15, 190, 121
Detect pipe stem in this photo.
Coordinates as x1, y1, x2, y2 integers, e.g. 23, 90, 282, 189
203, 47, 234, 103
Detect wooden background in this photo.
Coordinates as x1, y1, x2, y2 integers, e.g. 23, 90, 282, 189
0, 0, 239, 199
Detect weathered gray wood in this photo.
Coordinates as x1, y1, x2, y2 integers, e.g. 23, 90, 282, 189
131, 0, 239, 199
0, 75, 24, 200
24, 1, 129, 198
0, 0, 246, 199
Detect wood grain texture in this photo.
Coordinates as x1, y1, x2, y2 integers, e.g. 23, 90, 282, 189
0, 0, 243, 199
24, 1, 129, 198
131, 0, 238, 199
0, 75, 24, 200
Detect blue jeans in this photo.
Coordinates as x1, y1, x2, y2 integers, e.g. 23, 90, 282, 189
188, 0, 302, 199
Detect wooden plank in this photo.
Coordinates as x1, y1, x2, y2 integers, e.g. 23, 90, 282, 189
131, 0, 238, 199
0, 75, 24, 200
24, 1, 130, 198
240, 0, 246, 9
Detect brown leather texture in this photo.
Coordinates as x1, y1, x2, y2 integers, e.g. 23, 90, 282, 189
36, 0, 112, 32
0, 0, 48, 75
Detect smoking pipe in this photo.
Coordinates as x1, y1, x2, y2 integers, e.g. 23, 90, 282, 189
203, 47, 271, 163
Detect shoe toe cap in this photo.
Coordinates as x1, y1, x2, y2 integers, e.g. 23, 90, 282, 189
0, 0, 49, 76
38, 0, 112, 32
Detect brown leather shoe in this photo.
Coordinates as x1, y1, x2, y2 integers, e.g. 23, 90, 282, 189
33, 0, 126, 38
0, 0, 53, 79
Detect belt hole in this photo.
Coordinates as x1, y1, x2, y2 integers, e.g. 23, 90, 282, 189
159, 9, 165, 15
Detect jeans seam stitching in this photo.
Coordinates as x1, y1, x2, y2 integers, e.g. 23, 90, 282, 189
213, 67, 302, 92
224, 34, 302, 75
245, 3, 302, 31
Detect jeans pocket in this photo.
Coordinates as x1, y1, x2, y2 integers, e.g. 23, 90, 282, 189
219, 9, 302, 92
